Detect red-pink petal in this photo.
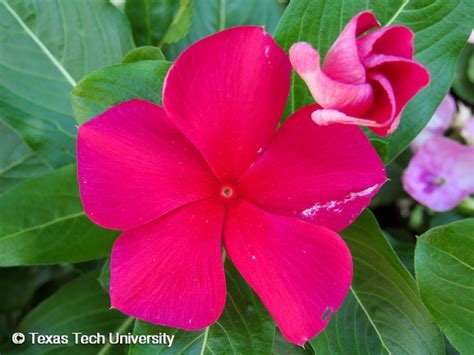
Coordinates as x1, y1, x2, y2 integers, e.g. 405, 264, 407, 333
365, 72, 398, 136
223, 200, 352, 345
77, 99, 218, 230
311, 72, 397, 134
163, 26, 291, 181
358, 25, 414, 60
290, 42, 373, 117
110, 199, 226, 330
365, 55, 430, 117
238, 105, 386, 232
323, 11, 380, 84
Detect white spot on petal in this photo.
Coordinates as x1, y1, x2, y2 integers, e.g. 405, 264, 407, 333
264, 45, 271, 64
302, 184, 379, 220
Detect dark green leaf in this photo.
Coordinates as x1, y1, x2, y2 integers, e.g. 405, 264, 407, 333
0, 121, 50, 195
468, 52, 474, 82
125, 0, 190, 46
99, 258, 111, 292
0, 267, 38, 313
274, 0, 474, 161
160, 0, 193, 45
272, 328, 313, 354
129, 257, 275, 354
0, 0, 134, 167
384, 228, 416, 275
123, 46, 166, 63
166, 0, 285, 59
415, 219, 474, 354
453, 43, 474, 104
430, 211, 466, 228
4, 272, 133, 354
71, 60, 172, 124
311, 292, 389, 354
370, 139, 389, 164
0, 165, 117, 266
311, 210, 444, 354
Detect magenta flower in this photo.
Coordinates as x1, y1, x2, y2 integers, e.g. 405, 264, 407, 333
77, 27, 386, 344
403, 136, 474, 212
289, 11, 430, 136
411, 94, 456, 151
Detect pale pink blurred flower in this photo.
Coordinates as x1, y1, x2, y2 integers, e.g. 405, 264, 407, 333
411, 94, 456, 151
461, 118, 474, 145
403, 136, 474, 211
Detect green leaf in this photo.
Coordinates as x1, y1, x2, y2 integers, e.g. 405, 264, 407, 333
123, 46, 166, 63
0, 165, 117, 266
129, 257, 275, 354
274, 0, 474, 162
160, 0, 193, 45
0, 121, 51, 195
273, 328, 313, 354
125, 0, 190, 46
311, 292, 389, 354
99, 257, 111, 292
4, 272, 133, 354
0, 0, 134, 167
71, 60, 172, 124
384, 228, 416, 275
430, 211, 466, 229
0, 267, 38, 313
468, 52, 474, 83
370, 139, 389, 163
165, 0, 285, 59
453, 43, 474, 105
311, 210, 444, 354
415, 219, 474, 354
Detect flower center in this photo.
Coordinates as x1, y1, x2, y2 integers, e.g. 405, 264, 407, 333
219, 183, 237, 201
434, 176, 446, 186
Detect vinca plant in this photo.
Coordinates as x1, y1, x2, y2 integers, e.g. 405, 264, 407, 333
0, 0, 473, 354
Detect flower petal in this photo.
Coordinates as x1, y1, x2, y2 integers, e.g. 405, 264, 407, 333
290, 42, 373, 116
358, 25, 414, 60
110, 199, 226, 330
238, 105, 386, 232
323, 11, 380, 84
365, 55, 430, 117
77, 99, 218, 230
365, 72, 399, 136
311, 72, 397, 136
403, 137, 474, 212
163, 26, 291, 181
428, 94, 457, 134
223, 199, 352, 345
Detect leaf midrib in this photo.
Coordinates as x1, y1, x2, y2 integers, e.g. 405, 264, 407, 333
385, 0, 410, 25
1, 0, 77, 86
0, 211, 85, 242
350, 287, 393, 355
98, 316, 135, 355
